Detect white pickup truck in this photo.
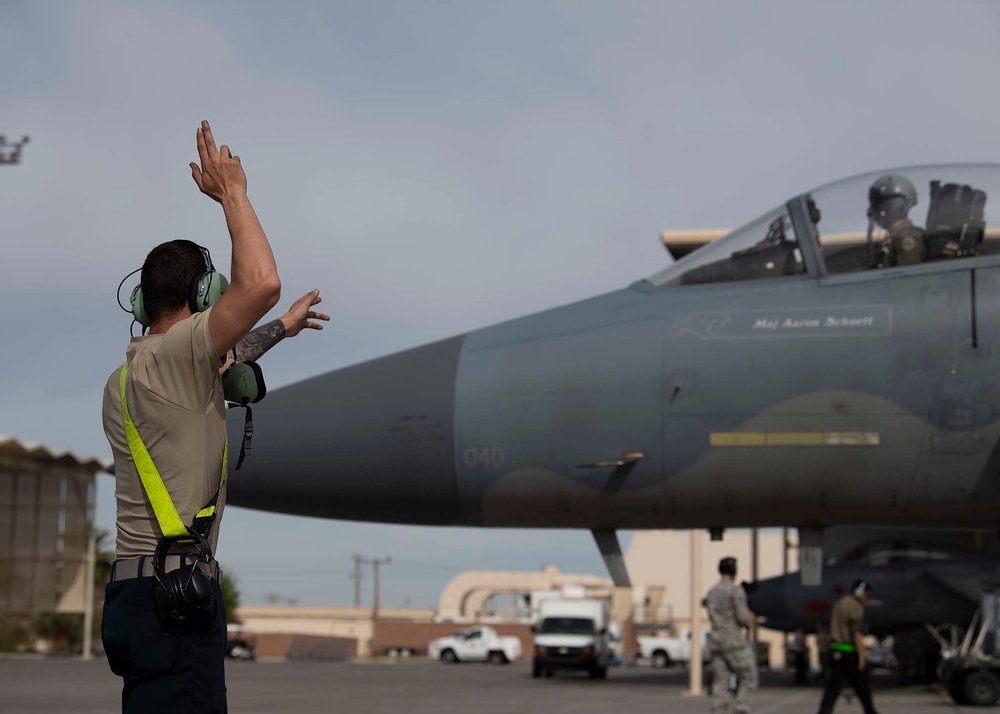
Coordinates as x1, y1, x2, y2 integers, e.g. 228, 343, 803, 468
637, 629, 711, 668
428, 626, 522, 664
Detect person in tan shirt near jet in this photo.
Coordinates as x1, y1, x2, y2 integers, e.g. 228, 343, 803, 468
101, 121, 327, 714
816, 580, 879, 714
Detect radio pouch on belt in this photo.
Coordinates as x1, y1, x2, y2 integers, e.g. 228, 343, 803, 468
120, 365, 228, 621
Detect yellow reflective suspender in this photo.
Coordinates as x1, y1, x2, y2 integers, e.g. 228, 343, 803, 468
119, 364, 228, 540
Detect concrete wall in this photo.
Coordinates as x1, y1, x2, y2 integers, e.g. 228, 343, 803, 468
236, 605, 436, 657
253, 633, 357, 660
372, 621, 534, 660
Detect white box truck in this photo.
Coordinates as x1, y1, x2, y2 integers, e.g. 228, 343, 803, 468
532, 598, 611, 679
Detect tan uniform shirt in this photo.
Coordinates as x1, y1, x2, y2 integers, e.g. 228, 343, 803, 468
102, 308, 228, 558
829, 594, 865, 645
705, 577, 753, 651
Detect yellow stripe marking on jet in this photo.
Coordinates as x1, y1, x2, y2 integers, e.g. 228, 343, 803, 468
710, 431, 879, 447
710, 432, 766, 446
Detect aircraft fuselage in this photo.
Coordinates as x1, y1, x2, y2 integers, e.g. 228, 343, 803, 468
228, 255, 1000, 531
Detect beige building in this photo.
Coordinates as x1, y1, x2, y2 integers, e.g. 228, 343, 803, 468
436, 565, 612, 622
237, 531, 800, 664
236, 604, 436, 658
625, 529, 799, 666
235, 566, 612, 657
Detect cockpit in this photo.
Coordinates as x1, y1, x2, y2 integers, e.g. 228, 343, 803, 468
650, 164, 1000, 287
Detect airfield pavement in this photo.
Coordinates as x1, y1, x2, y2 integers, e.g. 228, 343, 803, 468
0, 656, 988, 713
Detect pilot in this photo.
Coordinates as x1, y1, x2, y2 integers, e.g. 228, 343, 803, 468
705, 557, 758, 714
868, 174, 925, 267
816, 580, 879, 714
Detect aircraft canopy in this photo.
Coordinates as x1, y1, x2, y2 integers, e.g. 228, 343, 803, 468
651, 164, 1000, 287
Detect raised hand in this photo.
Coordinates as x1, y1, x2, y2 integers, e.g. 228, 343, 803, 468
189, 120, 248, 204
280, 290, 330, 337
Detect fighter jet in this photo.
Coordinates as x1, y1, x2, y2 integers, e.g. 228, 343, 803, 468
748, 533, 1000, 635
227, 164, 1000, 585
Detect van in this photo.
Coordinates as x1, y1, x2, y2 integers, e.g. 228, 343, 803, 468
532, 598, 610, 679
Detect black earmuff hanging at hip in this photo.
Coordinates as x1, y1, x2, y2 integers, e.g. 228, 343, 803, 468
152, 528, 217, 621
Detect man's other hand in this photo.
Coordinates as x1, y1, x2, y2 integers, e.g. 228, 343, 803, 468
280, 290, 330, 337
190, 120, 248, 204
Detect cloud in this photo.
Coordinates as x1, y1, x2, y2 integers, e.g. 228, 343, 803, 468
6, 0, 1000, 607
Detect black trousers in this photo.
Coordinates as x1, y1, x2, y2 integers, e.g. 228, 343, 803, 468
817, 650, 877, 714
102, 576, 228, 714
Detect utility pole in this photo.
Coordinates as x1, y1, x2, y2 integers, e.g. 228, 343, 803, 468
751, 527, 759, 651
782, 527, 790, 659
82, 528, 96, 661
350, 554, 364, 608
0, 135, 30, 165
82, 478, 96, 660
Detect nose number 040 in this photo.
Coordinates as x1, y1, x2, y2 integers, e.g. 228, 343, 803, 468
463, 447, 505, 468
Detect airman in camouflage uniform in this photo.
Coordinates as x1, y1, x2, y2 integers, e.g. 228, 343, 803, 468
705, 556, 758, 714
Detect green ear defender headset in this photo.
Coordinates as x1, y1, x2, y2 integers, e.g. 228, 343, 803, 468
129, 242, 229, 327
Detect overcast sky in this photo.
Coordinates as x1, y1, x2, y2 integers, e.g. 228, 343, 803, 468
3, 0, 1000, 608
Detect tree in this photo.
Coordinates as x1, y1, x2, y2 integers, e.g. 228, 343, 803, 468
219, 568, 241, 624
31, 612, 83, 654
0, 617, 30, 653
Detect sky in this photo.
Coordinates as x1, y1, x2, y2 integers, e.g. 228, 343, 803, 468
3, 0, 1000, 608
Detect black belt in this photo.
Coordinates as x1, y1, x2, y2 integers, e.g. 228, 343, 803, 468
111, 555, 220, 582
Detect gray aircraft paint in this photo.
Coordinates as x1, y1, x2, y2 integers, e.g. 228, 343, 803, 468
227, 165, 1000, 533
749, 556, 1000, 636
227, 335, 465, 525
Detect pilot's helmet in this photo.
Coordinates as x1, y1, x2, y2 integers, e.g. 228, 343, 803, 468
718, 556, 737, 576
868, 174, 917, 227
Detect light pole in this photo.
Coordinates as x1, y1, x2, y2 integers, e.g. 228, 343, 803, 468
689, 529, 703, 696
0, 136, 30, 165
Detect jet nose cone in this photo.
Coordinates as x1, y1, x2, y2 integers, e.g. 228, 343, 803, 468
226, 336, 466, 525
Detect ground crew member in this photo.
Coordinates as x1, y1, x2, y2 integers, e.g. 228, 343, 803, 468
705, 556, 758, 714
867, 174, 925, 267
816, 580, 879, 714
789, 628, 809, 685
101, 120, 327, 713
816, 623, 832, 683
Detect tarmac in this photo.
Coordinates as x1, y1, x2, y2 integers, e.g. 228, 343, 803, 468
0, 656, 985, 713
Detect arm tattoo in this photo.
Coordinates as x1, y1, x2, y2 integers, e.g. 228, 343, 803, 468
234, 319, 286, 362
